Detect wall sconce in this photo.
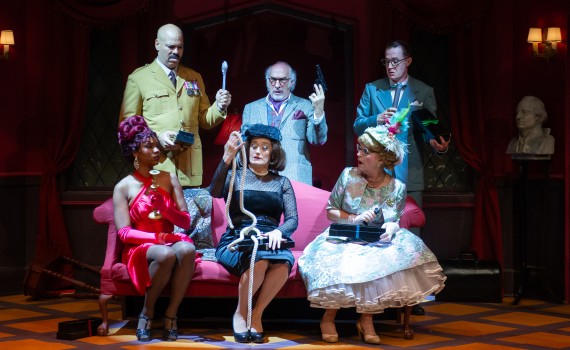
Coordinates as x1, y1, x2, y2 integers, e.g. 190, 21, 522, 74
0, 30, 15, 60
528, 27, 562, 61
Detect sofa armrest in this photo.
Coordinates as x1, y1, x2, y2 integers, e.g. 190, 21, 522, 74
93, 198, 125, 278
400, 197, 426, 229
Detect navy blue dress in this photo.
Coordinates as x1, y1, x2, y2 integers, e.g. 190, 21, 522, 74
210, 161, 298, 276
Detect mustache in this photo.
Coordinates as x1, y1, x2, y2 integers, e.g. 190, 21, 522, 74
169, 54, 180, 60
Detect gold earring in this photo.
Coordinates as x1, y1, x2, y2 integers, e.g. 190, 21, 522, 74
134, 156, 140, 170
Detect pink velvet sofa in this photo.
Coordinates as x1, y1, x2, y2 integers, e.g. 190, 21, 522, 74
93, 179, 425, 336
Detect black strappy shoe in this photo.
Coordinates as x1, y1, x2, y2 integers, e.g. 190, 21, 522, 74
163, 315, 178, 341
136, 314, 152, 342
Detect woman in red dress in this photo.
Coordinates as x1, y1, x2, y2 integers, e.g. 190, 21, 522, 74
114, 115, 196, 342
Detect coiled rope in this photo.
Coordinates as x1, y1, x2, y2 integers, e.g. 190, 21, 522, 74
225, 131, 262, 331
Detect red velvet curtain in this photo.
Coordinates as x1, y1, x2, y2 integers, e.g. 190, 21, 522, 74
388, 0, 505, 262
31, 0, 164, 263
388, 0, 491, 33
564, 9, 570, 303
56, 0, 152, 25
29, 0, 90, 262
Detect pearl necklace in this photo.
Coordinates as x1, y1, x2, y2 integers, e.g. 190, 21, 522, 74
365, 174, 387, 188
248, 166, 269, 177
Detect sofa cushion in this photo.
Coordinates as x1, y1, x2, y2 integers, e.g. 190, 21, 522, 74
191, 261, 239, 283
177, 188, 214, 249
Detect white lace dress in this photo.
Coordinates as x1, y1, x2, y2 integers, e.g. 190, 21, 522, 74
298, 167, 446, 313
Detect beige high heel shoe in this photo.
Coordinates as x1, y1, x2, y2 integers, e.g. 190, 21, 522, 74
356, 318, 381, 344
320, 319, 338, 343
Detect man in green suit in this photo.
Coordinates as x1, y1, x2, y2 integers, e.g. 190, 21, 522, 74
120, 23, 232, 187
354, 40, 450, 316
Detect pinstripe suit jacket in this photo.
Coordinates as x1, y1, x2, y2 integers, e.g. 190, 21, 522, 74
242, 94, 327, 185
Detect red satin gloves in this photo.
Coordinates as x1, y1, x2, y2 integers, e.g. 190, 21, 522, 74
118, 226, 191, 245
149, 193, 191, 229
156, 232, 192, 244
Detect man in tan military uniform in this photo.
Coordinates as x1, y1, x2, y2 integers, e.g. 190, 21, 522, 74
120, 23, 232, 187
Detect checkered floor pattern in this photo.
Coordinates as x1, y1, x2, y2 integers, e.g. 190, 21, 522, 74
1, 295, 570, 349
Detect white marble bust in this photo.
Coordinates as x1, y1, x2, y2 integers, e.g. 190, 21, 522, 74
506, 96, 554, 158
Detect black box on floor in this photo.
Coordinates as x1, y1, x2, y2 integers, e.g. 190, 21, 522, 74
57, 317, 102, 340
436, 251, 502, 303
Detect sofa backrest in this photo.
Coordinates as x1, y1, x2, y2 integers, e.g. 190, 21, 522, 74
400, 196, 426, 229
211, 197, 228, 246
207, 180, 425, 249
288, 180, 331, 248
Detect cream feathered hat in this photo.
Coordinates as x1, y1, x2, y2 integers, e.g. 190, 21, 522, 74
362, 104, 410, 163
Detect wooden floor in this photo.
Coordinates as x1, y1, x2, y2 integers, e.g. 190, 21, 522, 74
1, 294, 570, 349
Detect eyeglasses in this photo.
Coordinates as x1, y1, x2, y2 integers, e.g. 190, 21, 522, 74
380, 57, 409, 67
356, 144, 370, 155
268, 77, 291, 86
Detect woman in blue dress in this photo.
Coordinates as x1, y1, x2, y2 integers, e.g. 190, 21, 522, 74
210, 124, 298, 343
298, 125, 445, 344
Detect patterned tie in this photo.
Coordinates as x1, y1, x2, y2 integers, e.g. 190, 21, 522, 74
392, 83, 403, 108
168, 70, 177, 87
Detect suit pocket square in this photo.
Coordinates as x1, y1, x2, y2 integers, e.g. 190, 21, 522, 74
293, 110, 307, 120
410, 101, 423, 107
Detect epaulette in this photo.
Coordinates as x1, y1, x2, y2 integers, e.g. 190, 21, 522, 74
131, 64, 150, 73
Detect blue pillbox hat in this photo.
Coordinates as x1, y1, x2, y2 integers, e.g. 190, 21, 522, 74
243, 123, 282, 142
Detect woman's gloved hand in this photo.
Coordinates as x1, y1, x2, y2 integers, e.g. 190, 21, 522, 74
380, 222, 400, 242
349, 207, 379, 224
149, 192, 167, 212
156, 232, 192, 244
149, 193, 191, 229
260, 229, 284, 250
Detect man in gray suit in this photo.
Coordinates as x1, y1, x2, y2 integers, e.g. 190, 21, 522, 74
242, 61, 327, 185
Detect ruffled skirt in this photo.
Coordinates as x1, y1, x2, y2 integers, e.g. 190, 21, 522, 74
298, 228, 446, 313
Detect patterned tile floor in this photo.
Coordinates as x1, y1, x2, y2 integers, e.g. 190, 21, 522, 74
0, 295, 569, 349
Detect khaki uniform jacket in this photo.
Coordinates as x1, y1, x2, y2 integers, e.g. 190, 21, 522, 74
120, 60, 226, 187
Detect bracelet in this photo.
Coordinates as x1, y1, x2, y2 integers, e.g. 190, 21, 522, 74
437, 147, 449, 155
347, 214, 356, 224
